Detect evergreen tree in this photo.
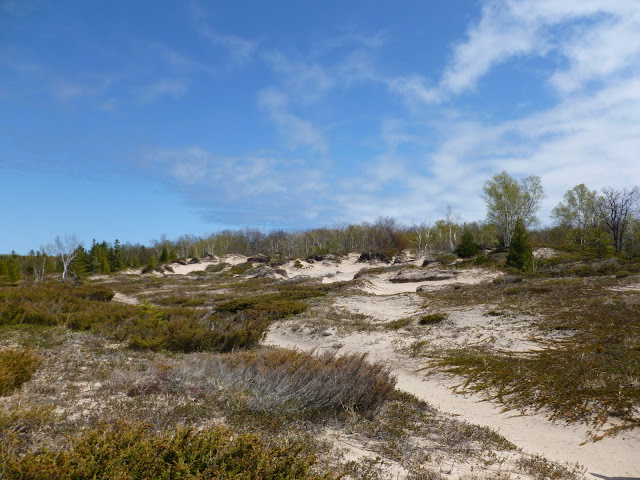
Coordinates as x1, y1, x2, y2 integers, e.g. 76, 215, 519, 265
0, 258, 8, 277
109, 239, 123, 271
506, 218, 533, 271
72, 246, 90, 280
159, 245, 169, 263
7, 258, 22, 283
455, 230, 479, 258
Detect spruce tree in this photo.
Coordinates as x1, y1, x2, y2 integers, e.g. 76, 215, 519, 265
110, 239, 123, 271
506, 218, 532, 271
455, 230, 479, 258
159, 245, 169, 263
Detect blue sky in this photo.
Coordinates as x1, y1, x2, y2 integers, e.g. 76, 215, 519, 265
2, 1, 640, 253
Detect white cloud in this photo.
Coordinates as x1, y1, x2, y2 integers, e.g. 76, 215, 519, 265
139, 79, 188, 103
388, 75, 440, 108
395, 0, 640, 105
258, 87, 327, 153
263, 51, 335, 104
199, 27, 258, 64
53, 74, 119, 102
147, 146, 333, 225
191, 1, 258, 64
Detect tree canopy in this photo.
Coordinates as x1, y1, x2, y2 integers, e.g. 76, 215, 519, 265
482, 171, 544, 247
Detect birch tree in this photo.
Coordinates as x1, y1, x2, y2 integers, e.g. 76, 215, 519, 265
54, 234, 80, 282
482, 171, 545, 247
551, 184, 598, 247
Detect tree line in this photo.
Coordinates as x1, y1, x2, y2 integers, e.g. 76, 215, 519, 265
2, 172, 639, 283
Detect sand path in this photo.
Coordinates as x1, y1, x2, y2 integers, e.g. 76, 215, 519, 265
264, 326, 640, 479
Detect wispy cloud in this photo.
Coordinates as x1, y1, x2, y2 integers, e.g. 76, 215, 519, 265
199, 27, 258, 64
53, 74, 120, 102
148, 146, 332, 225
258, 87, 327, 153
263, 51, 335, 104
191, 1, 258, 64
139, 78, 188, 103
393, 0, 640, 105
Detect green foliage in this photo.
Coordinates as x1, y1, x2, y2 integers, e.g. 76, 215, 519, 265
357, 249, 396, 263
0, 348, 40, 396
506, 218, 533, 271
0, 284, 118, 328
585, 227, 613, 259
1, 422, 333, 480
159, 245, 170, 263
455, 230, 479, 258
482, 171, 544, 247
216, 289, 324, 317
229, 261, 254, 275
419, 313, 448, 325
432, 276, 640, 432
551, 183, 598, 249
6, 258, 22, 284
385, 317, 412, 330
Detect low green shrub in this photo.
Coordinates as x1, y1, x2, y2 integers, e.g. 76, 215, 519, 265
106, 302, 268, 353
385, 317, 413, 330
0, 422, 334, 480
205, 262, 229, 273
419, 313, 448, 325
0, 348, 40, 396
229, 262, 254, 275
0, 284, 119, 328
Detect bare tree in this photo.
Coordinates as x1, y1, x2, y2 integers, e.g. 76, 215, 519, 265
54, 234, 80, 282
443, 205, 461, 252
595, 186, 640, 253
32, 244, 52, 285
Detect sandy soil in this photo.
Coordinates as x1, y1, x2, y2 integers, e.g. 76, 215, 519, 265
264, 324, 640, 479
107, 250, 640, 478
262, 254, 640, 479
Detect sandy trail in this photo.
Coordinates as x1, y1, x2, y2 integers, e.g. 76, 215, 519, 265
264, 325, 640, 479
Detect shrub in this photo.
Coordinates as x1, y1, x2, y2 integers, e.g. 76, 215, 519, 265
506, 218, 533, 271
205, 262, 229, 273
0, 284, 119, 328
0, 422, 333, 480
474, 254, 488, 265
456, 231, 479, 258
0, 348, 40, 396
110, 303, 268, 353
357, 250, 395, 264
226, 349, 396, 412
419, 313, 448, 325
230, 262, 254, 275
385, 317, 413, 330
216, 290, 323, 320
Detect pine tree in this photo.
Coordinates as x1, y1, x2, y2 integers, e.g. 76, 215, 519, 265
506, 218, 532, 271
455, 230, 479, 258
